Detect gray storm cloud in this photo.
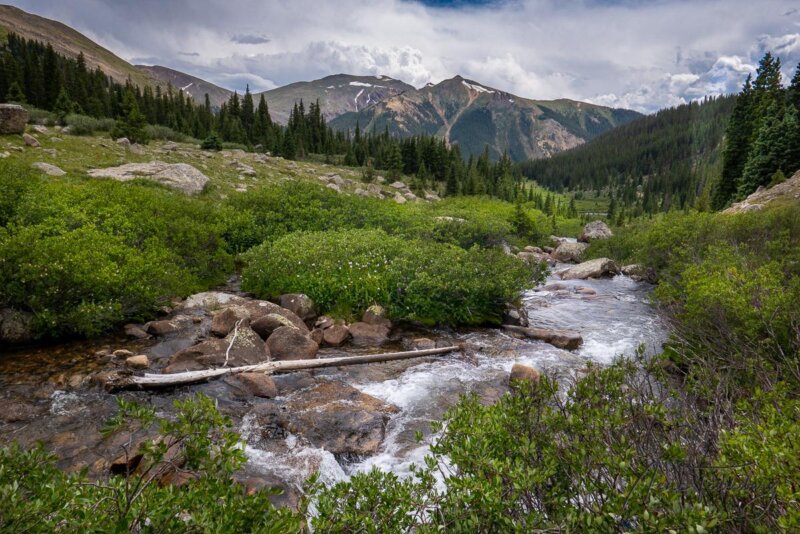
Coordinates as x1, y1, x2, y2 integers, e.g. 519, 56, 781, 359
8, 0, 800, 112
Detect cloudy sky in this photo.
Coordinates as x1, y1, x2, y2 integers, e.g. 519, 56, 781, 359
10, 0, 800, 112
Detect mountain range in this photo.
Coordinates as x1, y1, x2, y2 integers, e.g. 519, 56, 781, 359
0, 3, 641, 159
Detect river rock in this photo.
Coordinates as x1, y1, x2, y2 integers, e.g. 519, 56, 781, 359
87, 161, 209, 194
280, 380, 399, 457
348, 322, 390, 347
503, 305, 529, 327
310, 328, 324, 344
123, 324, 150, 339
0, 308, 35, 344
407, 337, 436, 350
0, 104, 29, 134
179, 291, 246, 310
504, 325, 583, 350
251, 313, 299, 340
322, 324, 350, 346
125, 355, 150, 369
31, 162, 66, 176
621, 264, 657, 284
112, 349, 135, 359
552, 242, 588, 263
279, 293, 316, 322
22, 133, 40, 147
315, 316, 335, 330
518, 250, 552, 265
362, 304, 391, 329
509, 363, 541, 388
558, 258, 620, 280
266, 326, 318, 361
1, 401, 42, 423
145, 320, 179, 336
210, 307, 248, 337
165, 325, 267, 373
579, 220, 613, 242
234, 373, 277, 398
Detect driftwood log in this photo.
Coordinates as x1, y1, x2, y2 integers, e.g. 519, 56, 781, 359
502, 325, 583, 350
110, 345, 461, 390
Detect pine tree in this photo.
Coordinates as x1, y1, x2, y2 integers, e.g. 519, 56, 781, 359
713, 77, 753, 209
111, 86, 148, 144
738, 100, 787, 198
53, 87, 74, 123
5, 81, 26, 103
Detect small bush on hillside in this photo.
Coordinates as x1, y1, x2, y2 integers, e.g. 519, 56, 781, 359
145, 124, 191, 142
26, 107, 57, 126
64, 113, 115, 136
241, 228, 542, 325
201, 132, 223, 150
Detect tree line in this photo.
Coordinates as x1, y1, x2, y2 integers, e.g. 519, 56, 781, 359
517, 95, 736, 217
0, 32, 538, 202
712, 52, 800, 209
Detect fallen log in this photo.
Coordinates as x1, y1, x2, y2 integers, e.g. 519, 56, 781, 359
502, 325, 583, 350
108, 345, 461, 390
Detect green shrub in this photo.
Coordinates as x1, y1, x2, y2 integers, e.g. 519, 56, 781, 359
25, 106, 57, 126
146, 124, 192, 142
201, 132, 223, 150
64, 113, 115, 135
241, 228, 542, 325
0, 167, 232, 337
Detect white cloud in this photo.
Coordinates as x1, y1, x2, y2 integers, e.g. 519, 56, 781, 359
10, 0, 800, 111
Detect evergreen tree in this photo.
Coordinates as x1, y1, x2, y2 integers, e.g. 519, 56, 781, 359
111, 86, 148, 144
53, 87, 74, 123
5, 81, 26, 103
738, 100, 787, 198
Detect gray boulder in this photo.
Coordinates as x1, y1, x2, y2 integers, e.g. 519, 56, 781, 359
87, 161, 209, 194
559, 258, 620, 280
0, 104, 29, 134
22, 133, 40, 147
552, 242, 588, 263
579, 220, 613, 242
31, 162, 66, 176
349, 322, 390, 347
251, 313, 298, 340
165, 325, 267, 373
322, 324, 350, 346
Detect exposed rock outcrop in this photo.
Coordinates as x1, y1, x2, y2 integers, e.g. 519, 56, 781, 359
724, 170, 800, 213
552, 242, 588, 263
31, 162, 66, 176
87, 161, 209, 194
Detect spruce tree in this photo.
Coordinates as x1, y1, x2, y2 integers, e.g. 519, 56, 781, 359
5, 81, 26, 103
713, 76, 753, 209
738, 100, 788, 198
53, 87, 74, 123
111, 86, 148, 144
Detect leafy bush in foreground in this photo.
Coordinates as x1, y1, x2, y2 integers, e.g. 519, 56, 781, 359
241, 228, 543, 325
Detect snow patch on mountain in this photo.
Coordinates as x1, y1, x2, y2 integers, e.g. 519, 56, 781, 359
462, 80, 494, 94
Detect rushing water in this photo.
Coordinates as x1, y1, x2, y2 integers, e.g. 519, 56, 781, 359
0, 266, 667, 498
243, 266, 668, 489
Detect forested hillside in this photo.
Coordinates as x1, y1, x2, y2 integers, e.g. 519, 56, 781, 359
518, 95, 736, 216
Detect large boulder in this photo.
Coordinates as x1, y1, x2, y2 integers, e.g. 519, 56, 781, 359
0, 104, 29, 134
0, 308, 35, 344
279, 294, 316, 322
348, 322, 390, 347
251, 313, 299, 340
87, 161, 209, 194
551, 242, 588, 263
275, 380, 399, 457
266, 326, 318, 361
210, 307, 249, 338
579, 220, 613, 242
559, 258, 620, 280
503, 305, 529, 327
233, 373, 277, 398
621, 264, 657, 284
165, 324, 267, 373
322, 324, 350, 346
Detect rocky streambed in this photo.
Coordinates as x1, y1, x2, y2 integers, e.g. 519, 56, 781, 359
0, 251, 667, 506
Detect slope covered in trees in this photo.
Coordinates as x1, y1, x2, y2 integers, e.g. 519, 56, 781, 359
518, 95, 736, 216
712, 53, 800, 209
